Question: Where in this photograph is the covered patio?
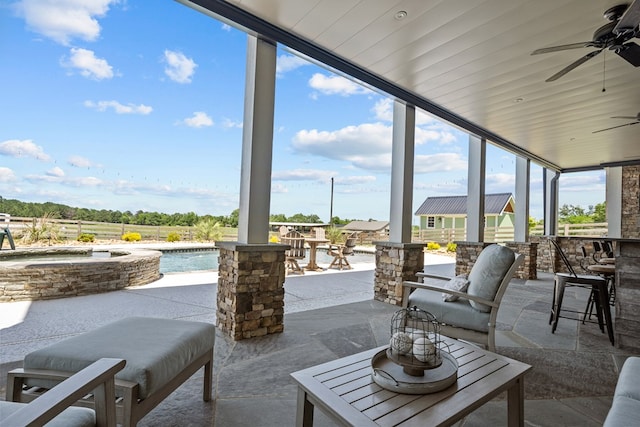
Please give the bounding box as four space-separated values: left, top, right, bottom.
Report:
0 261 629 426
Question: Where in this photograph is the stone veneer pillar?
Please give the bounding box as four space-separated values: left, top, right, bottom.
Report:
216 242 286 340
374 242 425 306
621 165 640 239
454 242 490 276
504 242 538 279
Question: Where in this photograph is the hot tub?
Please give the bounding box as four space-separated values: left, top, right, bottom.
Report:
0 247 161 302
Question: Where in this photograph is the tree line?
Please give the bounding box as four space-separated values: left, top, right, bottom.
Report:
0 197 357 227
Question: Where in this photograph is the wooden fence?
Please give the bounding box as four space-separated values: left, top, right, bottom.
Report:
4 216 610 245
413 222 609 244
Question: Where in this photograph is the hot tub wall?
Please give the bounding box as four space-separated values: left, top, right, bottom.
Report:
0 249 161 302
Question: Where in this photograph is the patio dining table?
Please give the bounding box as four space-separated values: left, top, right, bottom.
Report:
305 238 329 271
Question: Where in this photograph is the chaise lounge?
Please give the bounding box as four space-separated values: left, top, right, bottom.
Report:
6 317 215 427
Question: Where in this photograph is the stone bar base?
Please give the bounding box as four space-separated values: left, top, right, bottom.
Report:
455 241 536 280
615 240 640 351
374 242 425 306
216 242 286 340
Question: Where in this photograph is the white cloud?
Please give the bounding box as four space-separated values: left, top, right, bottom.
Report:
84 100 152 114
62 48 114 80
373 99 456 144
486 173 515 190
68 155 95 168
293 123 391 171
46 166 65 177
15 0 117 45
414 153 467 173
163 50 197 83
221 118 242 129
276 54 309 76
271 183 289 193
0 139 51 161
182 112 213 128
221 23 231 31
272 169 336 182
25 173 103 187
0 167 16 182
309 73 371 96
334 175 376 185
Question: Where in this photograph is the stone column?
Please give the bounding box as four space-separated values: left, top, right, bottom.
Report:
504 241 538 279
454 241 489 275
216 242 286 340
374 242 425 306
621 165 640 239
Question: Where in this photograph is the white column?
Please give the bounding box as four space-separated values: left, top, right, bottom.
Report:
606 166 623 238
514 156 530 242
543 168 559 236
238 35 277 244
389 101 416 243
467 135 486 242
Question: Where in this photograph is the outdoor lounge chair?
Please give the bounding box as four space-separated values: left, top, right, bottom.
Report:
281 230 306 275
0 213 15 250
2 358 125 427
402 244 523 352
328 232 358 270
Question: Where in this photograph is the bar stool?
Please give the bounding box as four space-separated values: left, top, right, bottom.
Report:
548 239 614 345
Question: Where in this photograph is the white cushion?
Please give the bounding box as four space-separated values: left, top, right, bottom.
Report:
442 274 469 302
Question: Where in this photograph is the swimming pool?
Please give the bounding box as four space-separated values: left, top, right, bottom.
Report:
159 248 374 273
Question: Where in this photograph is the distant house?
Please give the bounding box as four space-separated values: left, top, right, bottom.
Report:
342 220 390 241
414 193 515 232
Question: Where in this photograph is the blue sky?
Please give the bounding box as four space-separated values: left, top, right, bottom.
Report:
0 0 605 223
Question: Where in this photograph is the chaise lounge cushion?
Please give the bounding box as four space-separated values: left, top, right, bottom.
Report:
466 244 515 312
24 317 215 400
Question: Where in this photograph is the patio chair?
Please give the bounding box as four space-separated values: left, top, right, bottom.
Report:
328 232 358 270
402 244 523 352
0 212 15 250
313 227 326 240
2 358 125 427
282 230 306 275
548 238 614 345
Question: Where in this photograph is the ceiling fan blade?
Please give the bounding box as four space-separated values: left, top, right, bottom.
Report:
531 42 592 55
613 0 640 35
616 42 640 66
545 49 602 82
592 121 640 134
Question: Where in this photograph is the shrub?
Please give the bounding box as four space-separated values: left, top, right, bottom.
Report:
21 213 62 244
195 219 223 241
426 241 441 251
269 234 279 243
121 232 142 242
326 226 344 244
166 232 181 242
77 233 95 243
446 242 457 253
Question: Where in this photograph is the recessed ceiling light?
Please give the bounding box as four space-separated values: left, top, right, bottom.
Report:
513 97 525 103
394 11 407 20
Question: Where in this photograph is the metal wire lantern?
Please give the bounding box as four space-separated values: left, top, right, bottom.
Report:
387 306 444 376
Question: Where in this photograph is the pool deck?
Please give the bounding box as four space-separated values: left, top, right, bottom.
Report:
0 246 626 426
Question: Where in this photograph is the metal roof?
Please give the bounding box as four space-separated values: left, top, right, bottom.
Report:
343 220 390 232
415 193 514 216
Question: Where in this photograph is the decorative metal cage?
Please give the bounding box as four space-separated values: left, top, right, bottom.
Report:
387 306 445 376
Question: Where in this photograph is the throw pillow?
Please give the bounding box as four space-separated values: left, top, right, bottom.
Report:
442 274 469 302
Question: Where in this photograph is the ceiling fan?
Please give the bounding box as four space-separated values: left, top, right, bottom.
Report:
593 112 640 133
531 1 640 82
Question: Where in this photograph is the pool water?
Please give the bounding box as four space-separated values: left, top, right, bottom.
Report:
159 249 374 273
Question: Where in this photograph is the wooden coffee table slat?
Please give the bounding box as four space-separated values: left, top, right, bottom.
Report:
292 338 531 427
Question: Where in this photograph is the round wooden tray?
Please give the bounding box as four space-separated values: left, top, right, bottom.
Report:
371 348 458 394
